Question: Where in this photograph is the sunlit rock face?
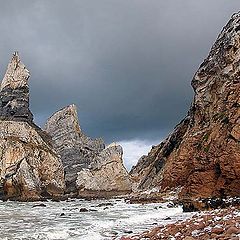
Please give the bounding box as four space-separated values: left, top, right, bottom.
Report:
131 13 240 199
44 104 105 193
77 143 132 197
0 52 65 201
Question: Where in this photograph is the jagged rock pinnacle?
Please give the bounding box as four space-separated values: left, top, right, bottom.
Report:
45 104 82 135
0 53 65 200
45 105 133 197
44 104 105 193
1 52 30 91
0 52 33 122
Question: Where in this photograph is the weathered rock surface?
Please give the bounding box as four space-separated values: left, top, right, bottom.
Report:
0 52 65 201
76 143 132 197
44 104 105 193
131 13 240 199
45 105 132 196
0 52 33 122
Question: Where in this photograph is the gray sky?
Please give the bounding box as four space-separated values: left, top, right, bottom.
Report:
0 1 240 168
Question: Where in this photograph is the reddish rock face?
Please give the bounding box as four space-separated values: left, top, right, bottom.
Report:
131 13 240 199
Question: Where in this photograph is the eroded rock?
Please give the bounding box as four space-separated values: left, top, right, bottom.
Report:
44 104 105 192
0 52 33 122
77 143 132 197
0 52 65 201
131 13 240 199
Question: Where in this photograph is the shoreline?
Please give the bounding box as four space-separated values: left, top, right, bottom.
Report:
1 193 240 239
120 206 240 240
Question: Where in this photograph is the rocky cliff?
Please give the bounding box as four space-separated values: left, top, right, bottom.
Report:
131 13 240 199
0 52 65 201
44 104 105 193
77 143 132 198
45 105 132 196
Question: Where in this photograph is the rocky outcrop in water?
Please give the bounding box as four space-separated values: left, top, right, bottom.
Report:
44 104 105 193
0 52 65 201
45 106 132 196
77 143 132 198
131 13 240 199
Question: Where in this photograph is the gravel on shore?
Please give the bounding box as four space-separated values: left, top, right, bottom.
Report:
120 206 240 240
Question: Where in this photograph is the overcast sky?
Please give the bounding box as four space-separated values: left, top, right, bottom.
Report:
0 1 239 169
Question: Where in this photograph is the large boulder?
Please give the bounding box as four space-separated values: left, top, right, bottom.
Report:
44 104 105 193
76 143 132 198
0 52 65 201
131 13 240 199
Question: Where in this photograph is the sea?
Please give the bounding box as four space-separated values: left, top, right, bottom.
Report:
0 198 192 240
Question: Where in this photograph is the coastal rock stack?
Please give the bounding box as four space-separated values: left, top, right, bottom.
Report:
45 106 132 196
44 104 105 193
131 13 240 199
77 143 132 198
0 52 65 201
0 53 132 200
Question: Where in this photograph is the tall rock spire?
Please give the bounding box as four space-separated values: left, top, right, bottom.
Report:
1 52 30 90
44 104 105 193
0 52 33 122
0 53 65 201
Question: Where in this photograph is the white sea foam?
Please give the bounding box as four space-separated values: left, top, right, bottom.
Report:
0 199 191 240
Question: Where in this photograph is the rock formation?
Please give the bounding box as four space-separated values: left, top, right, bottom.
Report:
0 53 33 122
131 13 240 199
76 143 132 197
45 105 132 196
0 52 65 201
44 104 105 193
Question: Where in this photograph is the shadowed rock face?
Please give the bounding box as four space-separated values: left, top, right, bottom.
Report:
0 52 33 122
0 52 65 201
45 106 133 196
131 13 240 199
44 104 105 193
76 143 132 197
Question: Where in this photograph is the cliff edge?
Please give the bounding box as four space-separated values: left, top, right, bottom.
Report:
131 13 240 199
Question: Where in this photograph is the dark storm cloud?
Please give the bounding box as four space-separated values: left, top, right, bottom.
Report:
0 0 239 142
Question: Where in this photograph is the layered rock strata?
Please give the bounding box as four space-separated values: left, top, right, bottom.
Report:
131 13 240 199
44 105 105 193
0 52 65 201
45 106 132 196
76 143 132 197
0 52 33 122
